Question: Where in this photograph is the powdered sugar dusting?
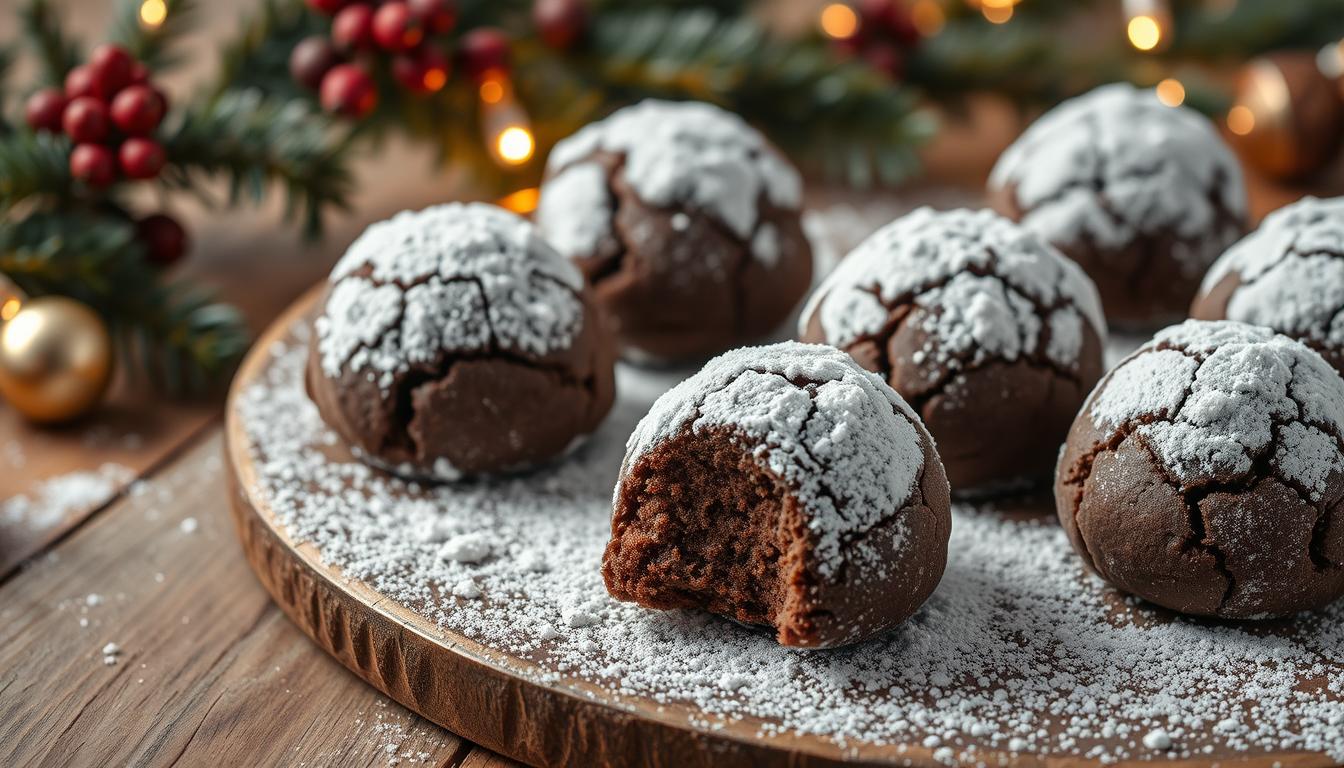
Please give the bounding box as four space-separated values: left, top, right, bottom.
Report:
621 342 927 579
991 83 1245 275
801 208 1105 370
317 203 585 387
1088 320 1344 498
1202 196 1344 346
236 322 1344 764
543 99 802 265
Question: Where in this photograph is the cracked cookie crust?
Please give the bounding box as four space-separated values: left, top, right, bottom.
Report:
602 342 951 648
1055 320 1344 619
1192 196 1344 375
799 207 1106 494
988 83 1247 330
535 100 813 363
307 203 617 480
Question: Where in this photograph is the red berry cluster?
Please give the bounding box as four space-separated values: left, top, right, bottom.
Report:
293 0 468 118
835 0 921 81
25 44 170 188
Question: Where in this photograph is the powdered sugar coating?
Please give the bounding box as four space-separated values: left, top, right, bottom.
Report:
541 99 803 265
800 208 1105 370
316 203 586 388
1201 196 1344 345
991 83 1246 276
621 342 927 579
1088 320 1344 500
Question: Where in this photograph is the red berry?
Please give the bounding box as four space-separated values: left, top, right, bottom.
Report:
129 61 150 85
90 44 135 95
331 4 377 52
136 214 190 268
290 35 343 90
862 42 904 80
305 0 348 14
62 97 110 143
70 143 116 187
25 89 67 132
110 85 165 136
372 3 424 53
320 64 378 118
533 0 587 50
393 46 450 94
64 65 107 100
119 138 166 180
458 27 511 82
408 0 455 35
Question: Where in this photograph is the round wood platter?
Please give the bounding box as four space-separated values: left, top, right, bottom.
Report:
226 287 1342 768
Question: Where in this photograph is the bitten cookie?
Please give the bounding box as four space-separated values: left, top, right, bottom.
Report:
989 83 1247 330
602 342 951 649
1192 196 1344 374
307 203 617 480
1055 320 1344 619
799 207 1106 494
535 99 813 363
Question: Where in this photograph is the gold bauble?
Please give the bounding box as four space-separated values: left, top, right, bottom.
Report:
1226 52 1344 180
0 296 113 423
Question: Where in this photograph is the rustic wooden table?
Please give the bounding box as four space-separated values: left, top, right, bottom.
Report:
0 1 1336 765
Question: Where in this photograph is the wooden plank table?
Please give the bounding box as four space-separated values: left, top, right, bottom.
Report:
2 0 1342 763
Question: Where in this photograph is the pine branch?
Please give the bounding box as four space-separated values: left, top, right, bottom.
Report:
0 131 72 212
1169 0 1344 59
0 211 249 395
160 89 353 238
907 19 1069 106
109 0 199 72
0 46 15 135
214 0 323 100
20 0 82 88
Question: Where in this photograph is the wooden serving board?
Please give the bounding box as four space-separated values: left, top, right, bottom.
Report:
225 288 1342 768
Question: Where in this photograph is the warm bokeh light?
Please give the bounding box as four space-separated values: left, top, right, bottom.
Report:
1127 15 1162 51
496 126 535 165
479 79 504 104
1227 105 1256 136
1 298 22 323
498 186 540 215
1155 78 1185 107
139 0 167 28
982 4 1013 23
422 67 448 93
819 3 859 40
911 0 946 37
980 0 1019 8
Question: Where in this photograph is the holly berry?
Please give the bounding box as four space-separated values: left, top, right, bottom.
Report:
118 138 166 180
129 61 150 85
62 97 110 144
306 0 348 14
320 64 378 117
89 44 135 94
458 27 511 82
372 2 424 53
408 0 455 35
136 214 190 268
110 85 165 136
332 4 377 51
393 46 450 94
64 65 107 100
533 0 587 50
25 89 67 133
290 35 343 90
70 143 116 187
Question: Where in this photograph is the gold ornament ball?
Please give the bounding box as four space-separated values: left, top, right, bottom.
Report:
1227 52 1344 180
0 296 114 423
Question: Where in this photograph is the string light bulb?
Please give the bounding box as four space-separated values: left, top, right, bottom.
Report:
497 186 540 215
819 3 860 40
1155 77 1185 107
910 0 946 36
1123 0 1171 53
477 71 535 168
139 0 167 29
1226 105 1256 136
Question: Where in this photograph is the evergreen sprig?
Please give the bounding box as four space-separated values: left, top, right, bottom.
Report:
20 0 82 88
110 0 199 72
0 131 72 211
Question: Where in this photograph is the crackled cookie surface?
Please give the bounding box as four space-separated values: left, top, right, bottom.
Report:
307 202 616 480
1056 320 1344 618
799 207 1106 493
989 83 1247 329
602 342 951 648
535 99 813 362
1192 196 1344 375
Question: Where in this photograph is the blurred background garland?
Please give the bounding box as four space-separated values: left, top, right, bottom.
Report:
0 0 1342 411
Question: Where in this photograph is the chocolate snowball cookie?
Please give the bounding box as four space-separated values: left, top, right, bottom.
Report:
307 203 617 480
602 342 951 649
799 207 1106 494
989 83 1248 330
1056 320 1344 619
1192 196 1344 375
535 99 813 363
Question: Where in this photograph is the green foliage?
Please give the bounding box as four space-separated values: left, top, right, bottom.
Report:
214 0 323 102
0 131 72 211
109 0 199 72
0 46 15 135
20 0 82 87
1169 0 1344 59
